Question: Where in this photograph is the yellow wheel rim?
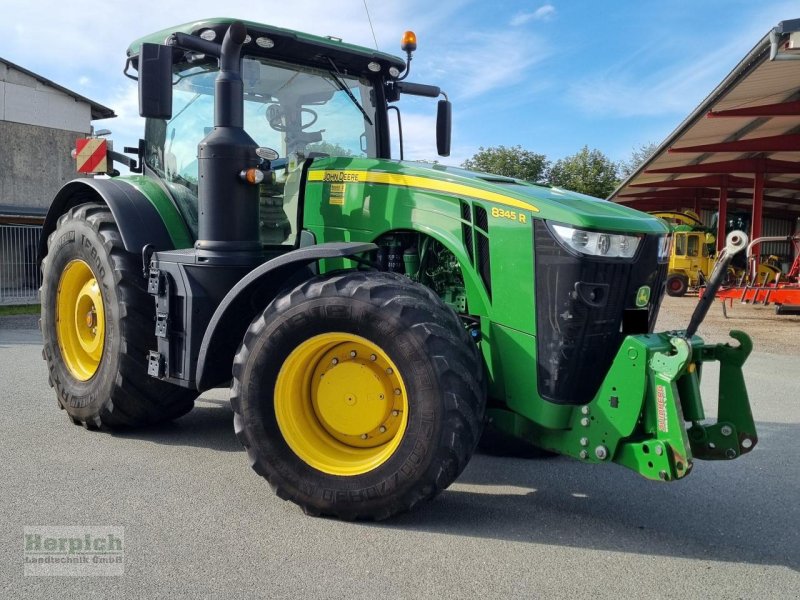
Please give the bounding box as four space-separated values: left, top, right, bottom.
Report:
56 259 105 381
275 333 409 476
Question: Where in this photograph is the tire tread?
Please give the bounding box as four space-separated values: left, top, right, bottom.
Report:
230 270 485 520
41 202 194 429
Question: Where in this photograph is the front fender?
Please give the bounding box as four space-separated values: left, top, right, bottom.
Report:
195 242 377 391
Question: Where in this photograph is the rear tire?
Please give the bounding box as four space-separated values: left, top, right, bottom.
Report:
40 203 195 429
666 274 689 297
231 271 486 520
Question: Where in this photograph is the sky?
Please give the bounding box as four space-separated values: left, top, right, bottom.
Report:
1 0 797 168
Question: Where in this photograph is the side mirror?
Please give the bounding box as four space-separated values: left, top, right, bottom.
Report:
436 99 451 157
138 43 173 119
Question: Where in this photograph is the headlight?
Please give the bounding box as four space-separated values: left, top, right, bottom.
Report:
549 223 642 258
657 234 672 261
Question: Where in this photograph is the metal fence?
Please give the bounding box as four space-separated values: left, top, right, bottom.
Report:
0 224 42 305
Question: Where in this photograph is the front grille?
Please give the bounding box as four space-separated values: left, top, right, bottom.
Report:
460 200 471 222
475 205 488 231
477 231 491 296
534 220 667 405
462 223 474 264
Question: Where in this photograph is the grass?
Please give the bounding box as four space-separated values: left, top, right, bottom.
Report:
0 304 40 316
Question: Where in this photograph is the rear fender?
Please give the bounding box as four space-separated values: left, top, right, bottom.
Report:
39 178 189 263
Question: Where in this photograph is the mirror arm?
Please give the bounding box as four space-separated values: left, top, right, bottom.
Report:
169 33 222 59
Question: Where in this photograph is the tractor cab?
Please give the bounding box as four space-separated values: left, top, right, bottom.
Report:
128 19 449 254
136 23 387 251
142 54 379 247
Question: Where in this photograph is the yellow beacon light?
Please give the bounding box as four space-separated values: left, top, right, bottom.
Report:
401 31 417 53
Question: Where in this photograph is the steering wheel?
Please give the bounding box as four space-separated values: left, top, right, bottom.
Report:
266 104 319 132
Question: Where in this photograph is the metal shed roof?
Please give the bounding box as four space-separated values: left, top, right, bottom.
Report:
610 18 800 222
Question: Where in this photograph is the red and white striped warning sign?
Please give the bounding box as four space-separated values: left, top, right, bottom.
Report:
75 138 108 174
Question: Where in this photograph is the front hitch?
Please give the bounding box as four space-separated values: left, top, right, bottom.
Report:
613 330 757 481
488 329 758 483
687 330 757 460
613 229 754 481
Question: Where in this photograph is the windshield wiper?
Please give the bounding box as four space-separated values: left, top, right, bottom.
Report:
170 93 202 123
326 57 373 126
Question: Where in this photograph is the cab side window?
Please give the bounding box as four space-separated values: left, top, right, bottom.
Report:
687 235 699 257
675 233 686 256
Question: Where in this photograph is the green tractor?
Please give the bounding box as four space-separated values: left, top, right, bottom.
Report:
39 19 757 520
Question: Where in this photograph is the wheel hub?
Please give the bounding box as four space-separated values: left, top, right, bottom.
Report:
56 259 105 381
274 333 408 476
312 346 402 445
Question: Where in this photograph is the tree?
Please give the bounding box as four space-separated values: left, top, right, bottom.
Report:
461 145 549 183
618 141 660 180
305 141 353 157
548 146 620 198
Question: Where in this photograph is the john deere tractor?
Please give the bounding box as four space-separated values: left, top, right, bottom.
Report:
39 19 757 520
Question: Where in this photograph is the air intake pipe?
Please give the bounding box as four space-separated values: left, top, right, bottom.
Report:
189 22 262 261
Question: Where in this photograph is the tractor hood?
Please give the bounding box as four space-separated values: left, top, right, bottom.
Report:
310 158 669 235
412 163 669 234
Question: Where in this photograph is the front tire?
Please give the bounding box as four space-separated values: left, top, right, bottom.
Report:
231 271 486 520
666 274 689 297
40 203 194 429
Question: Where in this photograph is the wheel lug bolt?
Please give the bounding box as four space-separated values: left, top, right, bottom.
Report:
394 388 401 396
331 358 339 365
386 368 393 375
350 351 357 358
370 354 377 361
392 410 399 417
361 434 368 440
379 426 387 433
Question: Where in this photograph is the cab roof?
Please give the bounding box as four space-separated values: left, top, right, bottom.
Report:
127 18 407 77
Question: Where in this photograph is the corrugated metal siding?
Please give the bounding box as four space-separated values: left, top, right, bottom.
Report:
699 210 794 259
761 217 794 258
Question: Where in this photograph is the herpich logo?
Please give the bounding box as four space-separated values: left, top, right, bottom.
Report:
23 526 124 576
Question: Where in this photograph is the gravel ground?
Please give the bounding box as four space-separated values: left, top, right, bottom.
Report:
656 294 800 354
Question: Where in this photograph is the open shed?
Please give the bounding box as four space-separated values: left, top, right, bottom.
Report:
610 18 800 263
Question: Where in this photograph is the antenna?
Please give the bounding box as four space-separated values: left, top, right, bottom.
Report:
363 0 379 50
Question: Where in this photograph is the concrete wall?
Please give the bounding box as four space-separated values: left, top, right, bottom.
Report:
0 121 84 212
0 62 95 214
0 62 92 133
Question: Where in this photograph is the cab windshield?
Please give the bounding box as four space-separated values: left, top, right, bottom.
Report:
144 55 378 241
